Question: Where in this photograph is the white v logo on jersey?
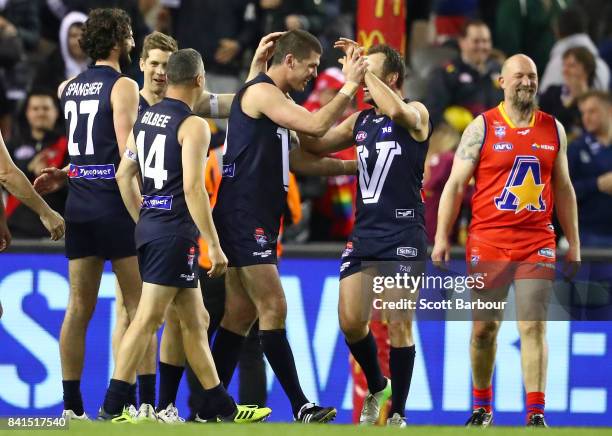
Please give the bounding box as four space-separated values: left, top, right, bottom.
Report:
358 141 402 204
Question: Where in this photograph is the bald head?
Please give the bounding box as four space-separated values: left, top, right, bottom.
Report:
501 54 538 79
499 54 538 114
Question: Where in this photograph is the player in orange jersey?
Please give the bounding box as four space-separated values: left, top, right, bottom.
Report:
432 54 580 428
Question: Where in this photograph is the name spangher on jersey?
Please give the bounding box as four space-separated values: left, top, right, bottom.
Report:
64 81 103 97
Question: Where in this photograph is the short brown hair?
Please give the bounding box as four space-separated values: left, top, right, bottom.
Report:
460 18 489 38
141 31 178 60
80 8 131 61
577 90 612 106
563 46 596 86
271 29 322 65
167 48 204 86
367 44 406 89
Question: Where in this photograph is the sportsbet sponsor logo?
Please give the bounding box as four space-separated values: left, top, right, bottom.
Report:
68 163 116 180
141 195 173 210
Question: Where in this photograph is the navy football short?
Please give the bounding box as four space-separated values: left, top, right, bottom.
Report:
65 211 136 260
138 235 199 288
339 226 427 280
214 210 278 267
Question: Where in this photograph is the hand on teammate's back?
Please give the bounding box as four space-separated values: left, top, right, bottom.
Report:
33 167 68 195
341 45 368 85
39 209 65 241
208 245 228 278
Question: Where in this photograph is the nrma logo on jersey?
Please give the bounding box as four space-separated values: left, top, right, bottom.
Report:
0 255 611 425
495 155 546 212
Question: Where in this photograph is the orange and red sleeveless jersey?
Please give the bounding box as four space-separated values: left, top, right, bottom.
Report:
469 103 559 249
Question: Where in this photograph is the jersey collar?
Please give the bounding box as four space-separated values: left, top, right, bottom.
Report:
498 102 536 128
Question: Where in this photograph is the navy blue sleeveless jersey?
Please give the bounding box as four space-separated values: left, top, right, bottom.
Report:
213 73 289 236
133 97 198 248
352 107 431 237
138 93 150 115
60 65 126 222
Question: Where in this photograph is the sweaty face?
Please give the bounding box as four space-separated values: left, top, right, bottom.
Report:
579 97 610 134
141 49 172 95
363 52 389 104
26 96 58 131
459 25 492 66
288 51 320 92
68 24 86 60
502 60 538 113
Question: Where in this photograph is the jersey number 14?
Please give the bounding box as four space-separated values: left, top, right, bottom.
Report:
136 131 168 189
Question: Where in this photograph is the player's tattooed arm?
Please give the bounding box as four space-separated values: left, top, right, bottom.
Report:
455 115 485 165
552 119 581 267
432 116 483 263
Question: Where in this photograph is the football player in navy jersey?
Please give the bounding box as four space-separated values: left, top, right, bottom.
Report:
31 8 148 421
102 48 271 424
210 29 366 423
300 40 431 427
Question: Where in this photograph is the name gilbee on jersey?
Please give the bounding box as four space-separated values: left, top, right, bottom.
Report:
140 111 172 128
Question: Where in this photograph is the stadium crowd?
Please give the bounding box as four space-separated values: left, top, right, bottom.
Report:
0 0 611 248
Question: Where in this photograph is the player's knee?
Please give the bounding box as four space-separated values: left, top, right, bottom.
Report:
223 304 257 334
257 297 287 328
471 322 499 348
339 314 368 341
65 299 96 325
518 321 546 339
388 320 414 347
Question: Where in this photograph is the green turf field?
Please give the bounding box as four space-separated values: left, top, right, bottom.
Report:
2 422 611 436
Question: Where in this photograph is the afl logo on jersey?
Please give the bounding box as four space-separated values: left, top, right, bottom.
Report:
356 131 368 142
254 227 268 247
493 142 513 151
494 125 506 138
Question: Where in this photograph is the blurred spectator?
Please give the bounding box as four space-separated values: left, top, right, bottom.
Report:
433 0 478 44
424 123 473 244
257 0 327 36
0 0 41 51
539 46 596 140
494 0 562 75
5 90 67 238
160 0 257 93
567 91 612 247
33 11 89 92
540 5 610 93
425 19 503 128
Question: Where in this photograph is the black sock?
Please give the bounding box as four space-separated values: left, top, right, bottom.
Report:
138 374 156 407
62 380 84 415
198 383 235 420
346 330 386 394
211 327 245 388
128 383 137 407
103 379 131 415
259 329 309 417
389 345 416 416
158 362 184 410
